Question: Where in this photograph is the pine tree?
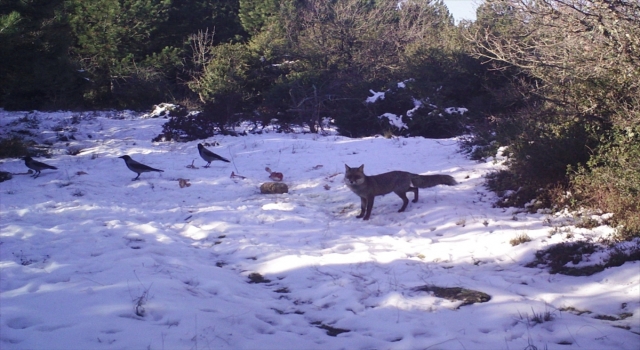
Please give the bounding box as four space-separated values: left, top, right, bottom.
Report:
66 0 174 107
239 0 277 35
0 0 83 109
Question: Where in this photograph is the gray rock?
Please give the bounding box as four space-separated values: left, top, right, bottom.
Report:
260 182 289 194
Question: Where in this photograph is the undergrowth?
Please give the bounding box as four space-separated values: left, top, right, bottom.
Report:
482 127 639 242
0 137 32 159
570 127 640 241
517 306 554 327
526 241 640 276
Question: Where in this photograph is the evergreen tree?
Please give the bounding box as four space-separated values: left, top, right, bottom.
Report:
239 0 277 35
158 0 246 48
189 0 479 135
66 0 176 108
66 0 247 108
0 0 83 110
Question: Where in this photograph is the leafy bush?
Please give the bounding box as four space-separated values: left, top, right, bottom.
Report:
468 0 639 239
0 137 31 159
152 110 214 142
337 85 412 137
184 0 481 138
0 1 86 110
527 241 640 276
503 112 592 182
526 241 598 275
571 127 640 240
0 135 51 159
333 98 384 138
486 170 541 209
405 105 468 139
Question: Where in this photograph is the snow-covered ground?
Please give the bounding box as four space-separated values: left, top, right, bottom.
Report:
0 110 638 350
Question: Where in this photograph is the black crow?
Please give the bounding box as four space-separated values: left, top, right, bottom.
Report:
197 143 230 168
23 156 57 178
118 155 163 181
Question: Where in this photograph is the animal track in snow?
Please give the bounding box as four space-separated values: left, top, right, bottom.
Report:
6 317 42 330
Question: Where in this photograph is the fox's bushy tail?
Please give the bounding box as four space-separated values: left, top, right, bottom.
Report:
410 174 457 188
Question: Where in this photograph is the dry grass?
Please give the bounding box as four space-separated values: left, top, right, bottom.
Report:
509 233 531 246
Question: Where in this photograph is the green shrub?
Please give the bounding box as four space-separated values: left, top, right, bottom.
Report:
571 127 640 240
0 137 31 159
526 241 598 275
332 98 384 138
152 110 215 142
405 105 468 139
527 241 640 276
486 170 543 209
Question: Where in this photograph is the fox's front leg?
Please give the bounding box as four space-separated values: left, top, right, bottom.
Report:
356 197 367 218
363 195 375 220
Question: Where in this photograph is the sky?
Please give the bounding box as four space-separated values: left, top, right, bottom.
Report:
443 0 481 22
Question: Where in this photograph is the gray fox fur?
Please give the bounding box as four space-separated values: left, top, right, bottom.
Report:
344 164 456 220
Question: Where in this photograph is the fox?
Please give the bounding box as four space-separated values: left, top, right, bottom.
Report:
344 164 456 220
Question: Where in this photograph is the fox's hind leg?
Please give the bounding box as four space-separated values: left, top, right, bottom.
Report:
409 187 419 203
395 191 410 212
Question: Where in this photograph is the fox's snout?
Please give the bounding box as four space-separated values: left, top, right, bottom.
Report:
344 176 364 186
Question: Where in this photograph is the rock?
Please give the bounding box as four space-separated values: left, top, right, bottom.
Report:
0 171 12 182
260 182 288 194
413 285 491 308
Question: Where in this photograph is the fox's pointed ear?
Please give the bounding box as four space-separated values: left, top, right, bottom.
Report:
345 164 350 171
358 164 364 171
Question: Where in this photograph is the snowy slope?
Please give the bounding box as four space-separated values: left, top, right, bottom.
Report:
0 110 638 350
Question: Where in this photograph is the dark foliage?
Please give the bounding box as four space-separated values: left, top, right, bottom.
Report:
152 109 213 142
0 137 31 159
414 285 491 307
0 0 86 110
468 0 639 239
526 241 640 276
